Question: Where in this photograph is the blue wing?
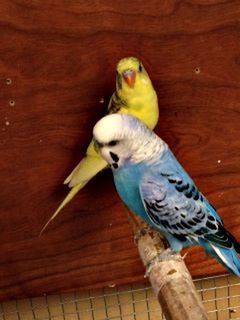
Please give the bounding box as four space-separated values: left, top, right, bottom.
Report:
139 149 240 275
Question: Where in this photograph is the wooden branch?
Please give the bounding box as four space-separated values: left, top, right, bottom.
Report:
128 212 208 320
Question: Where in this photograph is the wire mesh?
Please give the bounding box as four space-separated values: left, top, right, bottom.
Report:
0 274 239 320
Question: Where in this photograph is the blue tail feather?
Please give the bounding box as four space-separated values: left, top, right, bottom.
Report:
210 244 240 276
198 238 240 276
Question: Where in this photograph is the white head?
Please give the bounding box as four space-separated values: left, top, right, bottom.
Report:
93 114 163 170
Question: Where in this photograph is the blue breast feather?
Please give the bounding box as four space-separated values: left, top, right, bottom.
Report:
113 162 153 224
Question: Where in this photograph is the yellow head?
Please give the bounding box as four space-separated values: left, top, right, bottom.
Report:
116 57 153 94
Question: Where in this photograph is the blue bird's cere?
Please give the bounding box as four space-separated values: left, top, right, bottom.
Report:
93 114 240 276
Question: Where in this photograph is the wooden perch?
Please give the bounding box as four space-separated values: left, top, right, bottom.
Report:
128 213 208 320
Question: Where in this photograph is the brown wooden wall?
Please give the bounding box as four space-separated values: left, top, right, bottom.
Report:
0 0 240 301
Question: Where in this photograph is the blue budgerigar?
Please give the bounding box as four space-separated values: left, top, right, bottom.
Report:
93 114 240 276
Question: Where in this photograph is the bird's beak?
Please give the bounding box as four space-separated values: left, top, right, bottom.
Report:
122 69 136 88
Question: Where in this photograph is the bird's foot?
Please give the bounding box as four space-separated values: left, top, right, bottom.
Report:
145 248 180 276
134 226 152 244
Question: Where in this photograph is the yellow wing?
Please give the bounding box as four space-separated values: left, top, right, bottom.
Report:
64 140 107 187
41 57 159 234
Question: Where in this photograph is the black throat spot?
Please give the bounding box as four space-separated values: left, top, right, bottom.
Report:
109 151 119 162
112 163 118 169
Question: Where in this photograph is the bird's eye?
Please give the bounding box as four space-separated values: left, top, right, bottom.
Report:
139 64 142 72
108 140 119 147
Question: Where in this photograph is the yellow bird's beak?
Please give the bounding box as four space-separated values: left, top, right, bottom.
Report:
122 69 136 88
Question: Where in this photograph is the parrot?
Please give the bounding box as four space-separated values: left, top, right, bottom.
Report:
93 113 240 276
41 57 159 234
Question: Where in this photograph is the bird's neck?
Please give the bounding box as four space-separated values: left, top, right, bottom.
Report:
129 133 167 165
118 86 158 130
119 81 154 101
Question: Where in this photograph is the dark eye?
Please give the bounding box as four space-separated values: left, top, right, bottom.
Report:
139 64 142 72
108 140 119 146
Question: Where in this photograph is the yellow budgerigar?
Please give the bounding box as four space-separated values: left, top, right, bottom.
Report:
41 57 159 234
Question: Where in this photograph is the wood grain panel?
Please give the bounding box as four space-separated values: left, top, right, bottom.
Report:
0 0 239 300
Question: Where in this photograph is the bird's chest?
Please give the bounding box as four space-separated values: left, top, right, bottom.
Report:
120 93 158 129
112 163 150 221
